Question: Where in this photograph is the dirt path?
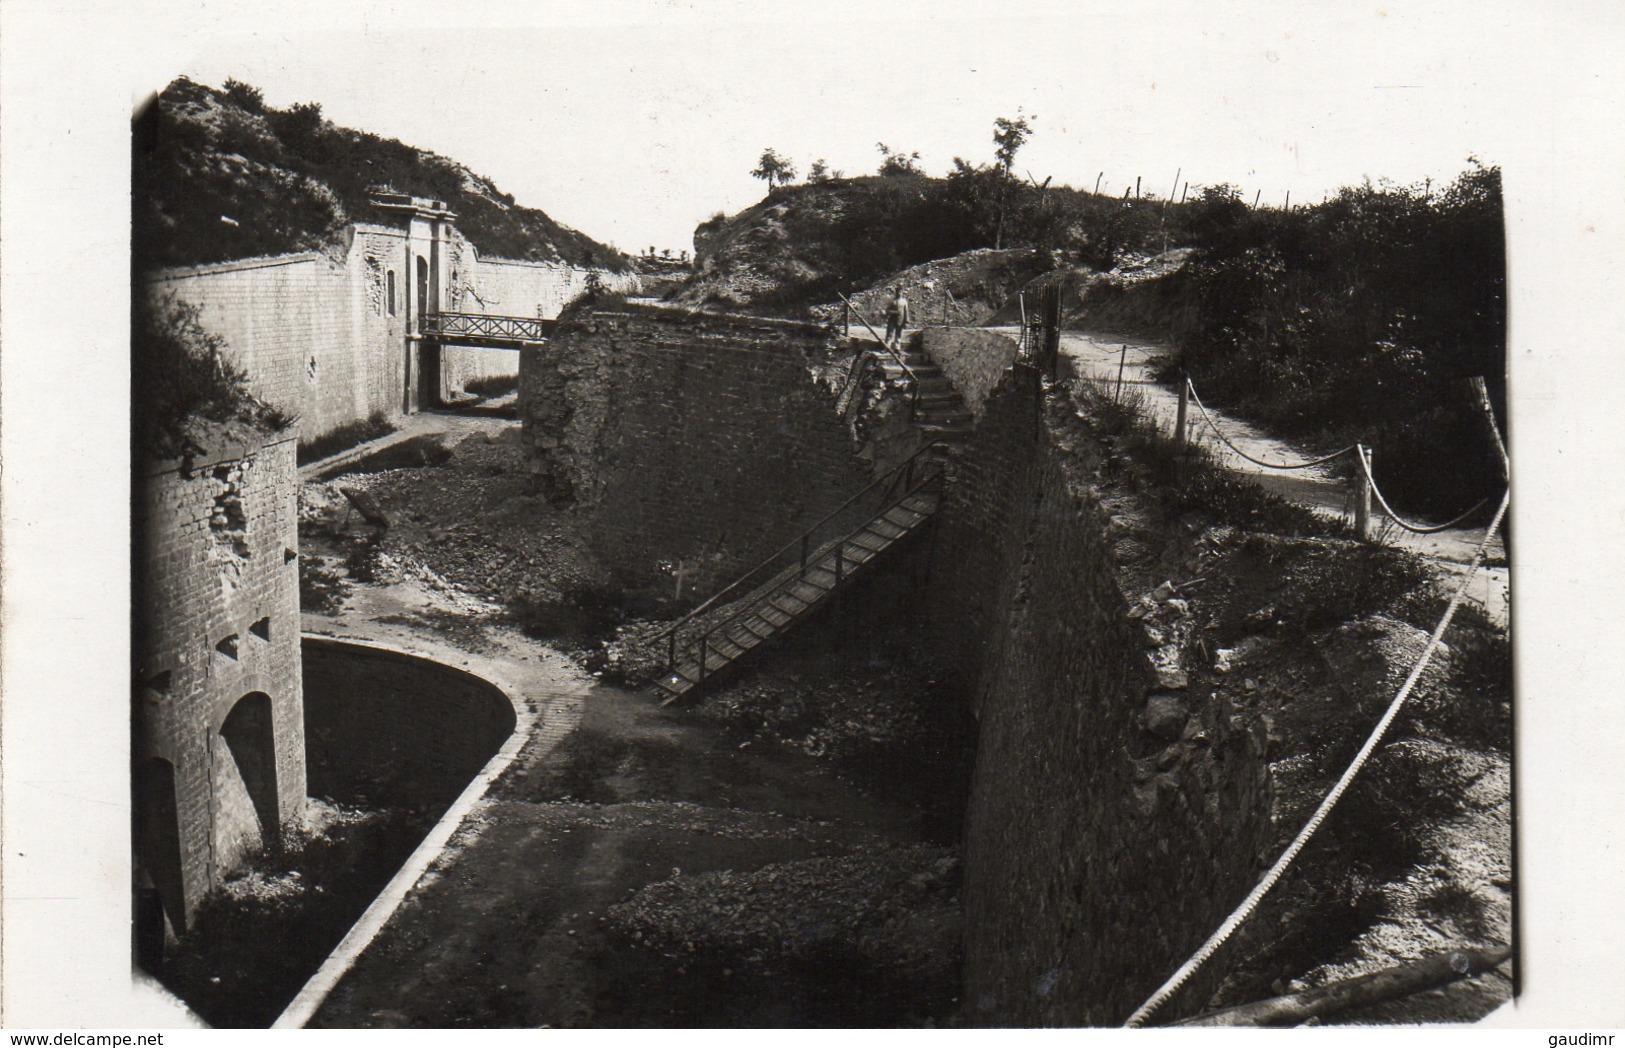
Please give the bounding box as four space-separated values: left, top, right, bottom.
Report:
1050 330 1509 626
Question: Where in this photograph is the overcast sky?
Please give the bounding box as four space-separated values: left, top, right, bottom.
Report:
165 1 1541 255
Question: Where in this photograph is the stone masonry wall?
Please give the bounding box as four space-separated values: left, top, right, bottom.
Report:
519 304 874 597
135 432 306 931
148 252 382 441
301 639 517 809
146 222 625 438
918 327 1019 421
931 374 1272 1025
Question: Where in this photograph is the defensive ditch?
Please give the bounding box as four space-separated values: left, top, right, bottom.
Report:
147 637 517 1028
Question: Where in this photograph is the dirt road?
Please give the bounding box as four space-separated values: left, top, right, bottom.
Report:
1051 331 1509 626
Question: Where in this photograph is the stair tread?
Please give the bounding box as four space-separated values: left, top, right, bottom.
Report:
651 488 945 705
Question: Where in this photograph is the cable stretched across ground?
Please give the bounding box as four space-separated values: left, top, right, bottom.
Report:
1185 379 1360 471
1123 488 1511 1028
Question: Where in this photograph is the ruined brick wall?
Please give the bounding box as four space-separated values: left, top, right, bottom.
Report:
134 432 306 931
519 304 874 597
932 375 1272 1025
918 327 1019 420
300 639 516 809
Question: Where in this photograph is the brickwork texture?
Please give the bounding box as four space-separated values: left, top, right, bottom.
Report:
135 433 307 930
930 370 1273 1025
519 304 876 597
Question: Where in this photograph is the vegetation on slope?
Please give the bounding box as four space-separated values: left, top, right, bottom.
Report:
134 294 292 460
133 77 628 272
678 169 1181 315
1141 164 1506 518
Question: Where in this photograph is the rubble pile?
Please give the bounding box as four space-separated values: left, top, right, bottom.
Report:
604 846 960 989
300 428 613 624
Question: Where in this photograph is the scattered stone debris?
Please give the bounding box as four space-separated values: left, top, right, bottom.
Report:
605 845 960 1002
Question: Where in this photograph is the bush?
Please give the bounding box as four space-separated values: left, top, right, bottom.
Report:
463 374 518 398
298 554 350 612
133 293 292 459
1158 163 1506 518
221 78 264 113
296 411 396 465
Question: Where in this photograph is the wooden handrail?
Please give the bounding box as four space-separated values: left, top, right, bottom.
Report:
648 442 941 646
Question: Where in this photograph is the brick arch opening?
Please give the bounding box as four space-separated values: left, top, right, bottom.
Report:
134 755 184 960
218 691 280 853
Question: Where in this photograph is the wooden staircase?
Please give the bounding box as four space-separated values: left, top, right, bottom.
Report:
649 476 940 706
647 323 978 707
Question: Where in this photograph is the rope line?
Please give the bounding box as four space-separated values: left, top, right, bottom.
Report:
1122 489 1510 1028
1186 377 1497 534
1185 379 1358 471
1358 445 1495 534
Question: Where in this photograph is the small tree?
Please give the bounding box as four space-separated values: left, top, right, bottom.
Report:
270 100 326 160
992 113 1033 249
221 78 265 113
808 158 831 183
876 142 923 177
751 148 796 190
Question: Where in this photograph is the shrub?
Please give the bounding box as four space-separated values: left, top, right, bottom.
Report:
296 411 396 466
221 78 264 113
1158 163 1506 518
463 374 518 398
133 294 292 459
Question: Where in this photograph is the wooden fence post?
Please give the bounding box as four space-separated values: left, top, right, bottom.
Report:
1175 376 1189 447
1116 344 1129 402
1354 444 1373 541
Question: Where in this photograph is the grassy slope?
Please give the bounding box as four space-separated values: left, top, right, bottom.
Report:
675 173 1178 316
133 78 628 272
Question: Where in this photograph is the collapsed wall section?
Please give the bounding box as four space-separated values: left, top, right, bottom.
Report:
519 304 873 598
134 431 307 932
918 327 1019 421
930 369 1271 1025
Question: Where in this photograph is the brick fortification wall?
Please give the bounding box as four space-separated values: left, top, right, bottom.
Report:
931 369 1272 1025
147 250 381 440
301 639 516 809
519 304 874 597
135 432 306 932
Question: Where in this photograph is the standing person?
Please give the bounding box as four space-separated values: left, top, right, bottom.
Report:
884 285 910 348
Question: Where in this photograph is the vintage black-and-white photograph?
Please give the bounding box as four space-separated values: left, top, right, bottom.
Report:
5 0 1625 1035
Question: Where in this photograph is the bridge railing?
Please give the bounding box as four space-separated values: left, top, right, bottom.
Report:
421 311 556 344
